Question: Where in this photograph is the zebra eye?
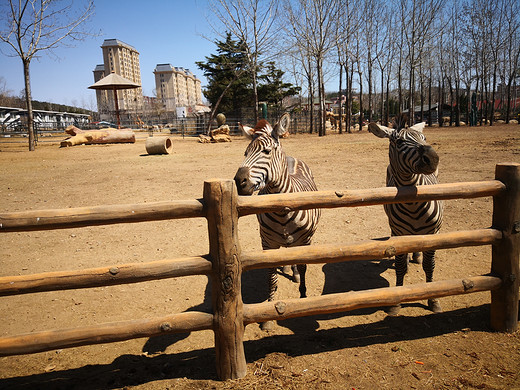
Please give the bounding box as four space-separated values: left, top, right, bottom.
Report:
263 148 271 155
395 139 403 147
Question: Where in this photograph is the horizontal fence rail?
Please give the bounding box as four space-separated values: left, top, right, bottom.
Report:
0 229 501 297
237 180 506 216
0 256 212 296
241 228 503 270
0 181 505 232
0 311 214 357
243 275 503 325
0 199 205 232
0 163 518 381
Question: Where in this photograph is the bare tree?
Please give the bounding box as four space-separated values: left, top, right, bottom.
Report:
398 0 445 124
206 0 280 121
286 0 340 136
0 0 95 150
336 0 361 132
499 0 520 122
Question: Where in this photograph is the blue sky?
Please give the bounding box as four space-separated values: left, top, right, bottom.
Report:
0 1 216 108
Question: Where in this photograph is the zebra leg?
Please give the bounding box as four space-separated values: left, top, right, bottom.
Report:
386 253 408 316
411 252 422 264
260 267 278 331
297 264 307 298
423 250 442 313
281 265 300 283
292 265 300 283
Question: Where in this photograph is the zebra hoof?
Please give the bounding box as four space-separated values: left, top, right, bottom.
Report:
428 299 443 313
260 320 276 331
386 304 401 316
411 252 422 264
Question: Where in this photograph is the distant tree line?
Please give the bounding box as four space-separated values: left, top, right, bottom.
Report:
205 0 519 136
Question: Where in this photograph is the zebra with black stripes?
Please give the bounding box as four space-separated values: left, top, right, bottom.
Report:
368 114 444 315
234 113 320 330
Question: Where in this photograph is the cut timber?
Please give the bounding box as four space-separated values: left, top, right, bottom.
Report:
145 137 173 155
60 125 135 147
198 125 231 143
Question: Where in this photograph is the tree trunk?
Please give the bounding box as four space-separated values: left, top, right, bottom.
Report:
358 65 363 129
345 60 351 132
252 65 259 122
348 61 355 132
317 56 326 137
368 59 373 123
23 59 35 151
490 65 498 126
338 62 343 134
438 78 442 126
428 69 432 127
419 67 424 123
455 80 460 126
308 68 314 134
505 77 513 123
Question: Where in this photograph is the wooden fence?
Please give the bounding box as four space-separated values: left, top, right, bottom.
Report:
0 163 518 380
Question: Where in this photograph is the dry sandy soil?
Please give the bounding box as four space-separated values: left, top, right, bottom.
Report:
0 124 519 390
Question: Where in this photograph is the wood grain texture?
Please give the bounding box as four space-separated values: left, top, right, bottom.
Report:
491 163 520 332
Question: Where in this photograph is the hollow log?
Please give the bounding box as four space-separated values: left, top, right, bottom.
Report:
60 125 135 147
145 136 173 154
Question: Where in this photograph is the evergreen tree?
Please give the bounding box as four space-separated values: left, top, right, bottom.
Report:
258 62 301 108
196 33 252 115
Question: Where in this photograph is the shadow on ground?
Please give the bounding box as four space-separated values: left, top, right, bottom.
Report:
0 304 491 390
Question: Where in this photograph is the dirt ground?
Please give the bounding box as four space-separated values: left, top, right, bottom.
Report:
0 123 519 390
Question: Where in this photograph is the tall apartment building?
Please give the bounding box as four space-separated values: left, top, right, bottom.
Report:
92 39 143 115
154 64 203 115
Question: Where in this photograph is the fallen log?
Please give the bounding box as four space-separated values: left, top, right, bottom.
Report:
60 125 135 147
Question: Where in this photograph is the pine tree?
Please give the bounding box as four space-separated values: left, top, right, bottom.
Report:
258 62 301 108
196 33 252 115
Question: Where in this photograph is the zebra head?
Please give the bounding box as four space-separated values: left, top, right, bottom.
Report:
368 117 439 178
234 113 290 195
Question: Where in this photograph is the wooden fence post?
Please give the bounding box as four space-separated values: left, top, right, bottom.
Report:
204 179 247 379
491 163 520 332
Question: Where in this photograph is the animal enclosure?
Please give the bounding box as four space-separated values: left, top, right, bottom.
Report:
0 162 518 380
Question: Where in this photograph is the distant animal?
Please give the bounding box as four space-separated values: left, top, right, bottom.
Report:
368 114 444 315
234 113 321 330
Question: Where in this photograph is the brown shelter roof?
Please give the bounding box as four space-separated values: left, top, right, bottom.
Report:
88 72 140 90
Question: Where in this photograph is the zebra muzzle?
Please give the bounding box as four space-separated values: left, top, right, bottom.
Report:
234 167 254 195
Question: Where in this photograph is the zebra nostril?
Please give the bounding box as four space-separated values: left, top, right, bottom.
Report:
422 155 431 165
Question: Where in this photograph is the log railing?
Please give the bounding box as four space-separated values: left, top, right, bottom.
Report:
0 163 518 380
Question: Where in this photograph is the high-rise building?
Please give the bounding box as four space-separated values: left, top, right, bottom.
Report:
92 39 143 115
154 64 203 115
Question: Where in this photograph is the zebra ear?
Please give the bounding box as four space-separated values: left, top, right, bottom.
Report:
273 113 290 139
368 122 393 139
239 122 255 139
409 122 426 133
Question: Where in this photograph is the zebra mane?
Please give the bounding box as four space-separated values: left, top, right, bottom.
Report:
393 113 409 130
253 119 270 133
